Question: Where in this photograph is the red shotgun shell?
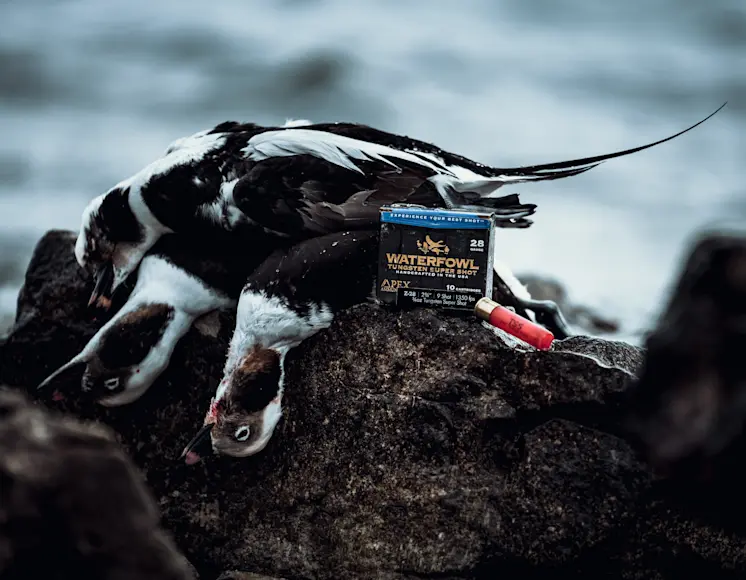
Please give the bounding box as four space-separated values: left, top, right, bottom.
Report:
474 297 554 350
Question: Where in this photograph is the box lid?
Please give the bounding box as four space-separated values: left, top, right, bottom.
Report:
380 205 494 230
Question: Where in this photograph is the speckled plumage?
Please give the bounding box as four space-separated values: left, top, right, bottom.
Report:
74 106 726 304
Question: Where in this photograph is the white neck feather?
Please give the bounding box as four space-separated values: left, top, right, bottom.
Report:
218 290 334 393
133 256 235 314
92 255 236 405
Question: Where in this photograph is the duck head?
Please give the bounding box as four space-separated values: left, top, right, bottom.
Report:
38 303 188 406
75 188 161 312
181 346 285 464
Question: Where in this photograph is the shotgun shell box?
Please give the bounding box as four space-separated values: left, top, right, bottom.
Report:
377 205 496 310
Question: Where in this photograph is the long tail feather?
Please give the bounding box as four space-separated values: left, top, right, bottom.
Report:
451 164 601 198
434 103 725 210
495 102 727 176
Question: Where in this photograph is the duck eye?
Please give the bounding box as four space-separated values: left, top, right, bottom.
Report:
104 377 120 390
234 426 251 441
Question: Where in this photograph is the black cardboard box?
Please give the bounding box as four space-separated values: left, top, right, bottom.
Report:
377 205 495 310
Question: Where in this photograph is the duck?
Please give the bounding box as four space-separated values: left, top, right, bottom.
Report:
74 105 726 311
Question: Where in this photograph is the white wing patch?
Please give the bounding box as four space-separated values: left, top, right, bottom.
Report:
242 128 555 203
243 129 456 176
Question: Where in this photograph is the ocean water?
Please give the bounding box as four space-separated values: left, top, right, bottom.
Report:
0 0 744 342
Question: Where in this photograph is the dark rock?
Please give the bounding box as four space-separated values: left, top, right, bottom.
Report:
1 229 745 579
626 230 746 469
0 386 196 580
216 573 286 580
623 230 746 531
496 419 647 564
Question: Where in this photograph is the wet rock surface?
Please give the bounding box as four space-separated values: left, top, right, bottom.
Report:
1 229 746 579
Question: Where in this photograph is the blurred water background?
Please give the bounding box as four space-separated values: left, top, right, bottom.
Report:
0 0 744 342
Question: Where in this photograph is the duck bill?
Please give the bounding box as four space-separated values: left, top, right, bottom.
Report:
88 262 115 311
180 422 215 465
37 356 88 401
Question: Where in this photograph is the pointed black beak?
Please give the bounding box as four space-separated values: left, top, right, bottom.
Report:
88 262 115 311
180 423 215 465
37 358 87 402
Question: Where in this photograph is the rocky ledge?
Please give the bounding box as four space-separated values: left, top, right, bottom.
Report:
2 230 746 579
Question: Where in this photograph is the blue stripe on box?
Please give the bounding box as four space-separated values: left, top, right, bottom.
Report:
380 208 491 230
